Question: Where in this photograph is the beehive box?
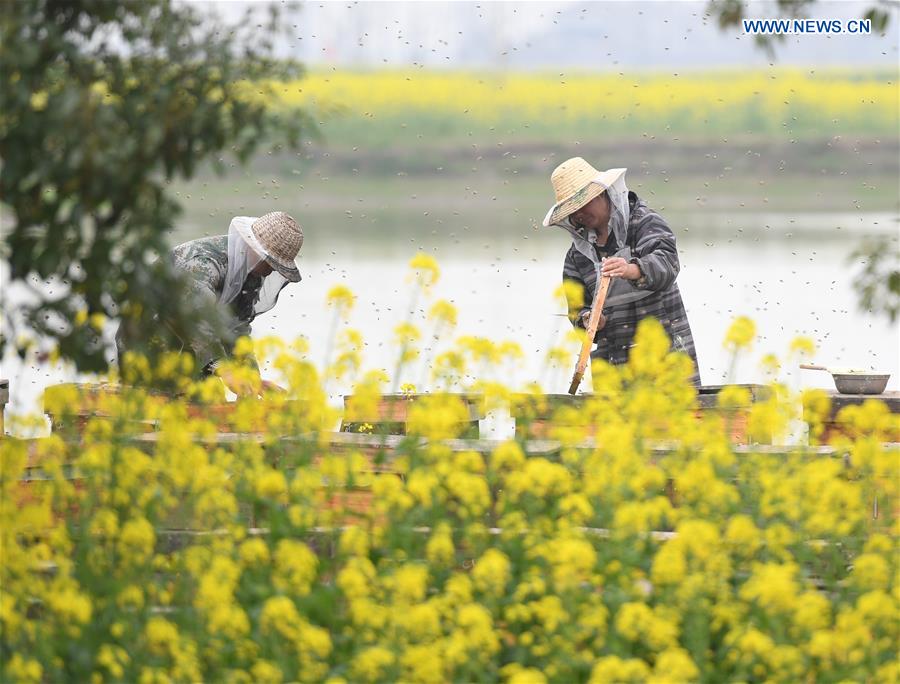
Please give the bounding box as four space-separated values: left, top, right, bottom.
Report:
805 391 900 443
43 382 309 435
341 393 485 438
511 385 772 444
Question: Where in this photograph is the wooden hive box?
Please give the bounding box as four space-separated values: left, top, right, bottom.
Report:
695 384 772 444
805 391 900 444
341 393 485 438
43 382 309 436
510 385 772 444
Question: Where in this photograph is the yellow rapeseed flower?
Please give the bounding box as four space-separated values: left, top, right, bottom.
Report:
407 252 440 288
273 540 318 595
255 469 288 502
650 648 700 683
792 591 832 633
326 285 355 316
458 335 500 364
554 279 585 313
391 563 429 604
724 514 762 557
788 335 816 358
144 616 180 656
350 646 395 682
472 548 511 596
117 517 155 567
239 538 270 567
507 667 548 684
759 353 781 376
406 393 472 440
400 643 445 682
724 316 757 351
589 656 650 684
338 526 370 557
425 522 456 567
5 654 43 683
428 299 458 327
850 553 890 591
250 660 284 684
336 557 376 600
97 644 129 680
739 562 800 614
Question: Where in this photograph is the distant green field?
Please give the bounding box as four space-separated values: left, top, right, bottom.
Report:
268 69 899 149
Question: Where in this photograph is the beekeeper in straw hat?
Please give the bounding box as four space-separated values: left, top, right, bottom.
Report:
543 157 700 385
118 211 304 395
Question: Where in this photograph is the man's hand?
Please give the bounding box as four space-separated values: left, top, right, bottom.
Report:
215 367 261 397
581 310 607 331
260 379 287 394
601 257 641 280
216 365 287 397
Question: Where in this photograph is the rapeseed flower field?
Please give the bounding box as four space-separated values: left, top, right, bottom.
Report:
2 256 898 683
266 69 898 145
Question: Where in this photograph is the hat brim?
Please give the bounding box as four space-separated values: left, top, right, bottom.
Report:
267 256 302 283
543 183 607 227
542 168 627 227
234 219 302 283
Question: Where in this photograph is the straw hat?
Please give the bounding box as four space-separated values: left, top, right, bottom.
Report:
543 157 626 226
236 211 303 282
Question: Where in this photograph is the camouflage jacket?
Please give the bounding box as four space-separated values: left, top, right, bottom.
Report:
171 235 263 372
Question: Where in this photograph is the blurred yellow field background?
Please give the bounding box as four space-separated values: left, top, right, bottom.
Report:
265 69 898 145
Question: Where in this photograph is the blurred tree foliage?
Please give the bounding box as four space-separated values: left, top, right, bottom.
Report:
709 0 899 323
0 0 312 371
851 238 900 324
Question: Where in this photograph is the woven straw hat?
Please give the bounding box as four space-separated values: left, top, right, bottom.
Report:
543 157 626 226
237 211 303 282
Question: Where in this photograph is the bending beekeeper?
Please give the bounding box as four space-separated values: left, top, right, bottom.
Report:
118 211 303 395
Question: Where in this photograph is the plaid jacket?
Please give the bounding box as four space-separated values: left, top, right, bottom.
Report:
563 192 700 385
